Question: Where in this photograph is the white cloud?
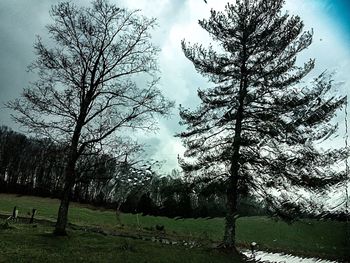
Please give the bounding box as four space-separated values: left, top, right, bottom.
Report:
149 121 186 172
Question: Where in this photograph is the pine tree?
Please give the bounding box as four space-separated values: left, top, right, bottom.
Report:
178 0 347 248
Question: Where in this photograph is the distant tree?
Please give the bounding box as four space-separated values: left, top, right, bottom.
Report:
103 152 158 219
73 152 117 203
162 196 179 217
7 0 173 235
137 193 155 215
178 0 347 249
178 191 193 218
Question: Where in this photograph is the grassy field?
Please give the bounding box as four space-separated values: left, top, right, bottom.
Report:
0 223 240 263
0 194 348 261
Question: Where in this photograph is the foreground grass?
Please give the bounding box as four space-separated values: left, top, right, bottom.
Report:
0 222 240 263
0 194 348 260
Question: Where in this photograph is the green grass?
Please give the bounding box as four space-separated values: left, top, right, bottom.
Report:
236 216 349 259
0 194 348 260
0 194 224 240
0 222 240 263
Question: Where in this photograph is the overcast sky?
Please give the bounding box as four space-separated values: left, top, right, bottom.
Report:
0 0 349 172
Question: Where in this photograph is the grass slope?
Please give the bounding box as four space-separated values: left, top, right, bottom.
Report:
0 194 348 261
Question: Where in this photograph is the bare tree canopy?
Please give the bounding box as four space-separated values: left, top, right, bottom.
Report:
8 0 172 150
178 0 347 248
7 0 173 235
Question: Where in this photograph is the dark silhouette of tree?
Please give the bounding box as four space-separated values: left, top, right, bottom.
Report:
103 154 156 216
137 193 155 215
7 0 173 235
178 0 347 249
0 126 67 195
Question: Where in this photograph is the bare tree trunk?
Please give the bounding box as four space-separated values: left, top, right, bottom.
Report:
54 161 76 235
53 113 85 235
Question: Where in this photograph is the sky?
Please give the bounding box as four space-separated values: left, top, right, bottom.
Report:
0 0 349 173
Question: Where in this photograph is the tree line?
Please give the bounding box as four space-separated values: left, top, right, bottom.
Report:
0 125 266 218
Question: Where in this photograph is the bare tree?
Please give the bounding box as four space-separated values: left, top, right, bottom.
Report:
7 0 173 235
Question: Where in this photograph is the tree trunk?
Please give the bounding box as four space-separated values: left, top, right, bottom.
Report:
53 109 86 235
224 88 246 248
115 202 122 224
224 42 248 248
224 176 239 248
53 159 76 235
